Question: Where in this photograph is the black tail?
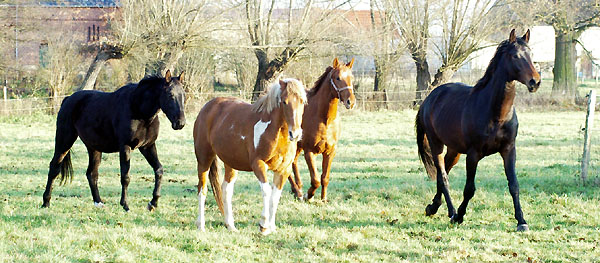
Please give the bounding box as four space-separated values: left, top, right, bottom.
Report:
59 150 73 185
416 109 436 180
208 159 224 215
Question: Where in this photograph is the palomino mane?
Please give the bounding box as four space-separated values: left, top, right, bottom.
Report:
252 78 307 113
471 38 527 92
307 66 333 97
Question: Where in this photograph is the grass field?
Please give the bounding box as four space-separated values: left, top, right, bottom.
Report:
1 109 599 262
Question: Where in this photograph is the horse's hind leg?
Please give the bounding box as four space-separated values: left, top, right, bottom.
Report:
195 155 213 231
118 145 132 212
451 151 481 224
85 147 104 207
139 143 163 211
42 121 78 208
426 149 459 216
427 141 456 218
222 165 238 231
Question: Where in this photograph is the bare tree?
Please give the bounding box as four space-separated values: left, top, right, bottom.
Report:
40 36 84 111
240 0 349 101
430 0 502 87
388 0 432 102
526 0 600 98
369 0 403 92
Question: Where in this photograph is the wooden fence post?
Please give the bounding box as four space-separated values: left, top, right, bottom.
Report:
581 90 596 181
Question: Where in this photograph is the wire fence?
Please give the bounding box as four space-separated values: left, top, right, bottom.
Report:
0 90 432 116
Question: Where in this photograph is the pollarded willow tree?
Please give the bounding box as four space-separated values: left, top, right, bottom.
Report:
530 0 600 98
81 0 219 90
240 0 349 101
387 0 508 103
369 0 404 92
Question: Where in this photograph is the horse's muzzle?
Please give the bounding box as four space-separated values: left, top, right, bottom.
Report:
527 78 541 92
172 120 185 130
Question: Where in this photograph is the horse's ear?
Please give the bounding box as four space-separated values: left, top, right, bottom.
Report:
279 79 286 89
333 57 340 68
346 58 355 68
522 29 530 43
165 69 172 83
178 71 185 82
509 29 516 43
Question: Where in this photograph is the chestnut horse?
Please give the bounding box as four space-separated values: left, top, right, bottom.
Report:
193 78 307 235
287 58 356 202
415 29 540 231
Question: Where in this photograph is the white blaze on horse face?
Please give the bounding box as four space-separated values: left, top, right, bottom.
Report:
222 177 237 231
195 190 207 231
253 120 271 149
259 182 272 229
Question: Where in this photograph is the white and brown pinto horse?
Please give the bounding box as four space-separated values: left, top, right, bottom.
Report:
288 58 356 202
193 78 307 235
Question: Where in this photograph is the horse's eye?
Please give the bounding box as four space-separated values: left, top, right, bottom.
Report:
336 77 340 81
283 101 287 105
513 54 519 59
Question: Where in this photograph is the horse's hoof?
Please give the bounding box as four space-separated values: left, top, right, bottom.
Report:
450 214 463 224
304 194 314 203
195 221 205 231
516 224 529 232
322 198 329 204
226 224 239 232
122 206 130 212
147 202 156 211
259 224 272 235
425 204 438 216
94 202 105 208
41 203 49 208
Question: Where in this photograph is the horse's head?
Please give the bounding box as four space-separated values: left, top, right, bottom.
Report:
279 79 307 142
330 58 356 109
504 29 541 92
159 70 186 130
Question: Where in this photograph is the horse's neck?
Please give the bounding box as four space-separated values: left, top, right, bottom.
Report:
130 85 160 120
478 67 516 123
315 79 339 123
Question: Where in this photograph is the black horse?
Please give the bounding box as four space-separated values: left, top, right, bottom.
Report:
415 29 540 231
42 70 186 211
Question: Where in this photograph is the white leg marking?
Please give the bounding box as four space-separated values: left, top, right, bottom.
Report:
259 182 272 230
222 177 237 231
94 202 104 208
195 190 207 231
268 185 283 231
253 120 271 149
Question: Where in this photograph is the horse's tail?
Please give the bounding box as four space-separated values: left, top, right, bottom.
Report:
59 151 73 185
208 159 225 215
416 109 436 180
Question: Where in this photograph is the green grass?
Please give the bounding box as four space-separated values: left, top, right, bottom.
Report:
1 110 599 262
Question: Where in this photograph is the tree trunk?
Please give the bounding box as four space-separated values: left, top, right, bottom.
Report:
430 66 456 89
80 44 123 91
414 58 431 104
252 49 271 101
373 58 388 92
552 30 579 100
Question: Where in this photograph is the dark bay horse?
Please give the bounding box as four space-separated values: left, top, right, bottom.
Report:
193 78 306 235
42 70 186 212
415 29 540 231
287 58 356 202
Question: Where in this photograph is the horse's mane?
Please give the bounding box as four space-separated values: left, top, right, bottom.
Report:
472 38 527 92
137 75 165 89
252 78 307 113
307 66 333 97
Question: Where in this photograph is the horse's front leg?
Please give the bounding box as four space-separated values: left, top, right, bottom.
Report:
251 160 272 234
501 145 528 231
139 144 163 211
303 151 319 202
119 145 132 212
451 151 481 224
288 147 304 200
268 171 290 233
320 147 336 202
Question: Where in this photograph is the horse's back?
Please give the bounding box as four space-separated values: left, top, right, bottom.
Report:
419 83 473 152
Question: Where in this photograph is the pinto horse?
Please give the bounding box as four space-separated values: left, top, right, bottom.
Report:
42 70 186 212
287 58 356 201
193 78 306 235
415 29 540 231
